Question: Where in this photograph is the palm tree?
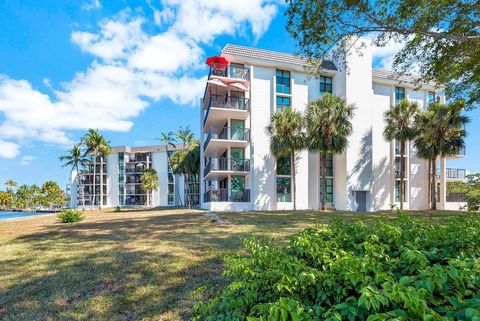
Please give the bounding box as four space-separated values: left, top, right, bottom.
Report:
176 126 196 208
0 191 11 209
82 129 112 210
30 184 41 210
266 107 305 210
305 93 355 210
384 99 419 210
414 101 468 210
5 180 17 208
170 139 200 208
60 144 89 210
140 169 159 207
157 132 182 206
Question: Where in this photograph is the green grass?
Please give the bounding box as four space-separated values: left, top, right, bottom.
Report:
0 209 467 320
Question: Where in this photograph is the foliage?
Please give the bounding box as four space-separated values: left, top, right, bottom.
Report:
57 209 84 223
467 173 480 190
140 169 159 207
447 181 469 193
194 213 480 320
41 181 66 209
414 101 469 210
266 108 305 210
286 0 480 108
305 93 354 210
466 190 480 211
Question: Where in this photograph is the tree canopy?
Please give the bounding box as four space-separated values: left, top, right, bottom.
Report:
286 0 480 108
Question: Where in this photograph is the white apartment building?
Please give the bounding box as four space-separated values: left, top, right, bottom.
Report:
70 145 199 209
200 39 467 212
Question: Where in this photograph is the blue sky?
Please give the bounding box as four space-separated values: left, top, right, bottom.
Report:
0 0 478 188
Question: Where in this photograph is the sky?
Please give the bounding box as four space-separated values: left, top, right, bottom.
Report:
0 0 478 188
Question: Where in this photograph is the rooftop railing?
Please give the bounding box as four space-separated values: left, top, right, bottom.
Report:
446 168 466 179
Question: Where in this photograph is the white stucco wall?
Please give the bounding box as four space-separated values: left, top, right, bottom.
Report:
106 154 118 208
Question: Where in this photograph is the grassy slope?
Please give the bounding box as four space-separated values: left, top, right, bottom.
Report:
0 209 464 321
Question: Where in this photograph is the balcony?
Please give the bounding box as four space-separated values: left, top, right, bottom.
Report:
204 189 250 203
203 127 250 157
204 158 250 179
446 168 466 180
203 95 250 130
210 65 250 81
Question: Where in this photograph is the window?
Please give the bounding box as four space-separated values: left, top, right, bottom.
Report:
276 69 291 94
276 177 291 202
395 156 407 178
276 155 292 202
320 153 334 204
320 76 333 94
276 96 291 110
395 180 406 203
395 87 405 105
428 91 436 105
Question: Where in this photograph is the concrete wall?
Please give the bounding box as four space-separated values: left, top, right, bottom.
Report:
106 154 118 208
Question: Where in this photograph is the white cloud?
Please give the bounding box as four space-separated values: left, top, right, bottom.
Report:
0 1 279 158
82 0 101 11
0 140 19 159
20 155 36 165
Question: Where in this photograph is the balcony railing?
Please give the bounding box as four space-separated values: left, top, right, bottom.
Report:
203 95 250 126
204 189 250 202
203 127 250 151
446 168 466 179
446 192 466 202
204 158 250 177
210 65 250 81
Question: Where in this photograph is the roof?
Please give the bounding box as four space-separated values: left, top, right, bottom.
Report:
221 44 337 71
372 68 437 87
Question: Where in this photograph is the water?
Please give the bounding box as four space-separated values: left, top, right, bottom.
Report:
0 211 54 220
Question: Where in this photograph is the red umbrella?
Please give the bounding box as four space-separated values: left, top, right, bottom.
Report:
206 56 229 68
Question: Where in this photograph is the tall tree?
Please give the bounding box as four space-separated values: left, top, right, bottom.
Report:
170 139 200 208
305 93 355 210
82 129 112 210
0 191 11 209
384 99 419 209
140 169 159 207
414 101 469 209
266 108 305 210
286 0 480 107
157 132 182 206
30 184 42 210
5 180 16 208
176 126 196 208
60 144 89 210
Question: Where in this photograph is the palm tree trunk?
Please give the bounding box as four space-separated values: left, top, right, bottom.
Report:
99 156 104 210
321 152 327 211
291 148 296 211
91 157 96 210
399 141 405 210
431 158 437 210
427 160 431 209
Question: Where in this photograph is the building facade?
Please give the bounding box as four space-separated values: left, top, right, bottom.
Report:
70 145 200 209
200 39 467 212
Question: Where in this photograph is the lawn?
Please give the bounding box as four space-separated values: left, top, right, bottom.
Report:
0 209 466 320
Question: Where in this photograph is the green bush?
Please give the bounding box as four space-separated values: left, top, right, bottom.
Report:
57 209 84 223
467 190 480 211
193 213 480 321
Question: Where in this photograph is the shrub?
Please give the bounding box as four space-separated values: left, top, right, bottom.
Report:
57 209 84 223
193 213 480 321
467 190 480 211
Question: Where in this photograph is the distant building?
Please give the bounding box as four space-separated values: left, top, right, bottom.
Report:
70 144 199 209
200 39 466 211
